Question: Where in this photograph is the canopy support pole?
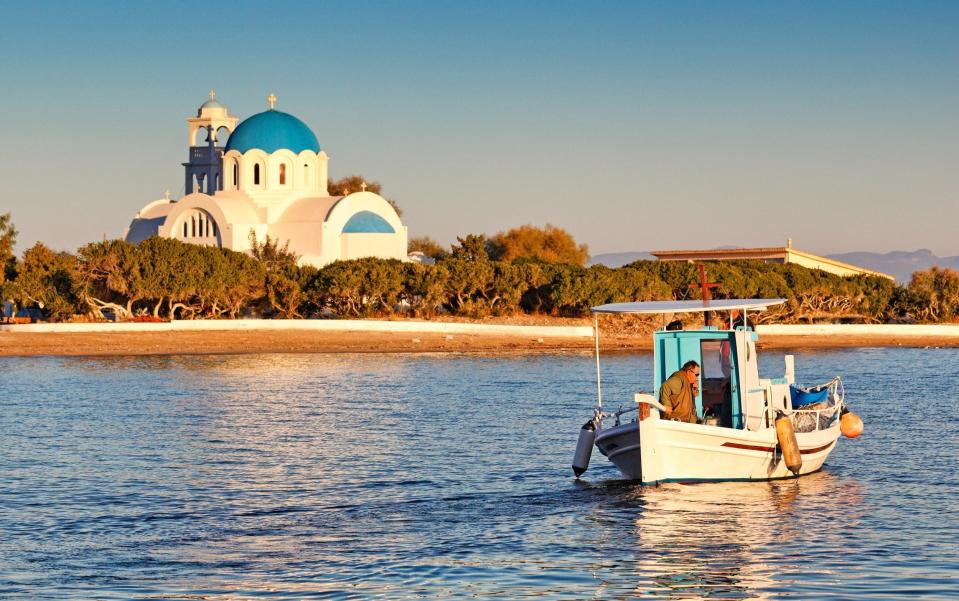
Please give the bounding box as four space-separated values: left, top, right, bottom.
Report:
594 314 603 409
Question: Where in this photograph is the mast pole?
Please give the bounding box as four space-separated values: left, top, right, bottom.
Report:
594 314 603 409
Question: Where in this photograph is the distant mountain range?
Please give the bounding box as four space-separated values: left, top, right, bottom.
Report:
828 250 959 283
589 249 959 283
586 251 655 267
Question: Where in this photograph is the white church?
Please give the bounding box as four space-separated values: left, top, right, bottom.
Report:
125 92 408 267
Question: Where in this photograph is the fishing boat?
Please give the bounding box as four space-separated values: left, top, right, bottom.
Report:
572 298 862 484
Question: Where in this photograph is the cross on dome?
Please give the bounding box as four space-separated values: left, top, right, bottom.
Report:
209 90 216 100
268 93 277 110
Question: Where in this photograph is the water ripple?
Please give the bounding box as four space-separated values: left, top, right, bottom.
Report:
0 349 956 599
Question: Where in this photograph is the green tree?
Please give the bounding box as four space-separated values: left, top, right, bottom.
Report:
408 236 449 260
899 267 959 322
211 248 266 318
11 243 80 321
403 262 449 317
75 239 145 320
137 236 198 318
309 258 404 316
486 262 524 314
488 224 589 266
442 257 494 315
0 212 17 287
449 234 490 262
249 231 299 273
249 231 304 318
311 260 366 315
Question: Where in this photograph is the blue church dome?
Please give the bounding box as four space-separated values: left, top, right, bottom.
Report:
224 110 320 154
342 211 396 233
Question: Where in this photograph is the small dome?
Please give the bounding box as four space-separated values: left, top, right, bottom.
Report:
200 99 224 110
342 211 396 233
224 110 320 154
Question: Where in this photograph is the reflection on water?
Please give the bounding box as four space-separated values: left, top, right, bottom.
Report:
624 475 864 599
0 348 957 599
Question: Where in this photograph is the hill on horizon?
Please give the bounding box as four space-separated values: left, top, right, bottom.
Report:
586 251 655 267
589 249 959 283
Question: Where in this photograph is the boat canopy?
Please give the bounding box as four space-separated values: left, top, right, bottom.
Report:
591 299 786 315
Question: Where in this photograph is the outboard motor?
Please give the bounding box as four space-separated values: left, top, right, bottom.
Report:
572 418 597 477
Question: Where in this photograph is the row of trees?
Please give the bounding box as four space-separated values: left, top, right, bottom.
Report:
1 213 954 324
408 224 589 265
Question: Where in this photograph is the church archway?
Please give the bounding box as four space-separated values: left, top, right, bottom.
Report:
191 125 213 147
174 208 221 247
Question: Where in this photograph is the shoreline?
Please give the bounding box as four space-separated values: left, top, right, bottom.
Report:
0 329 603 357
4 321 959 357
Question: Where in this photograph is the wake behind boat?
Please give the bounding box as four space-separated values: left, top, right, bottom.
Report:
572 298 863 484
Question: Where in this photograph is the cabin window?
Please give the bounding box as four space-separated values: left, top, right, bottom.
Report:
279 163 287 185
254 163 261 185
700 338 737 427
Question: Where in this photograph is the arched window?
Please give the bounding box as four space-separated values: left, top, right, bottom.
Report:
279 163 287 185
254 163 261 186
233 162 238 187
179 210 219 244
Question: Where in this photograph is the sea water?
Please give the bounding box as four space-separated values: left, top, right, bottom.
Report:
1 348 956 599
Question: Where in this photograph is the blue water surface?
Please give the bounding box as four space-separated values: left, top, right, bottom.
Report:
0 348 956 599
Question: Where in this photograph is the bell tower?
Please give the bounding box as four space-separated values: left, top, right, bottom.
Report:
182 91 239 195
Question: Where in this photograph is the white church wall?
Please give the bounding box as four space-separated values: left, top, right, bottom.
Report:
225 148 327 197
319 191 408 264
340 232 408 261
223 156 240 191
268 221 324 260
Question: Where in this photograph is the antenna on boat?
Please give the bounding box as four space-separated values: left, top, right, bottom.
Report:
594 314 602 409
688 264 721 326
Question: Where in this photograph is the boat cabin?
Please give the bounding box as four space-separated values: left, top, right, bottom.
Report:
654 328 751 428
593 299 793 431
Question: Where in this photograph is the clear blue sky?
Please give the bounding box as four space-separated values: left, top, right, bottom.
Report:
1 1 956 257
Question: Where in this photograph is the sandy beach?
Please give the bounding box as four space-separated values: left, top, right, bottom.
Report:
4 321 959 357
0 329 603 357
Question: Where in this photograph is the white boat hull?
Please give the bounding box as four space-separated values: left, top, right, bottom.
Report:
594 413 841 484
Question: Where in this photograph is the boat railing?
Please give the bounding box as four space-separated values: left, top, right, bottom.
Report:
790 377 844 433
602 404 638 427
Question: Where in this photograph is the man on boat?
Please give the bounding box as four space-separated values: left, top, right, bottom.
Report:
659 360 700 423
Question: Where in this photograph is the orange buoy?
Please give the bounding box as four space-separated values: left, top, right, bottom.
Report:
775 414 802 475
841 410 864 438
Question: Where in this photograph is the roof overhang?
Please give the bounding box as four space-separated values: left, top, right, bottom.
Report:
591 299 786 315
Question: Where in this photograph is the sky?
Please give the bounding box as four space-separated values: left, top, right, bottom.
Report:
1 1 957 258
